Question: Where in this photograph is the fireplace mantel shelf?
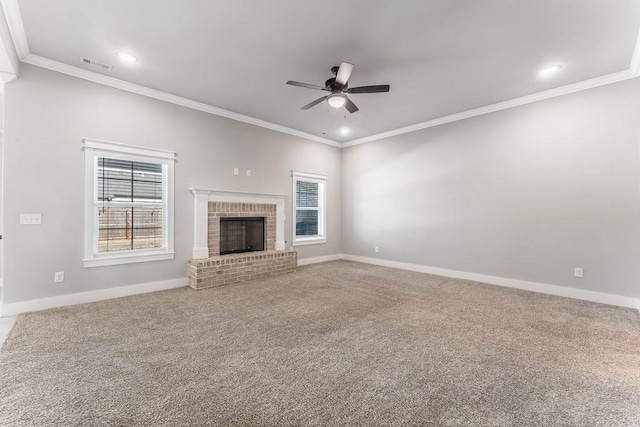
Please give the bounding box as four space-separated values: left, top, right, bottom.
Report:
189 188 288 199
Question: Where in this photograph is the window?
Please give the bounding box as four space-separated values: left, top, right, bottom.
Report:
83 139 175 267
292 171 326 246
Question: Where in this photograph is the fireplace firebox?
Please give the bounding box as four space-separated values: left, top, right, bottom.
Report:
220 217 265 255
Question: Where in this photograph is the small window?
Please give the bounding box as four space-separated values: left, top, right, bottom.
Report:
292 171 326 246
83 139 176 267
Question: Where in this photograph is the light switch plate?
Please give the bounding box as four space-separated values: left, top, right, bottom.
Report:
20 214 42 225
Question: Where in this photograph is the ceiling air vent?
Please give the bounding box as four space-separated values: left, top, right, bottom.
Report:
80 57 112 71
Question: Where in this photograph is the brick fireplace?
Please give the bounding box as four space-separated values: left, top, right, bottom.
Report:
188 189 296 290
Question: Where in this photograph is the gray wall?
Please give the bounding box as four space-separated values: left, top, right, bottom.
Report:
3 64 342 303
342 78 640 299
4 64 639 305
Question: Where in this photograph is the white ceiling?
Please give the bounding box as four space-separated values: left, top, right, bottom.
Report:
6 0 640 144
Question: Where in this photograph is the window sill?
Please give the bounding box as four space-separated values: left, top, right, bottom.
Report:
83 251 175 268
292 238 327 247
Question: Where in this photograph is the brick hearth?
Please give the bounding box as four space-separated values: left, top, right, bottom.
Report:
188 250 297 290
188 198 296 290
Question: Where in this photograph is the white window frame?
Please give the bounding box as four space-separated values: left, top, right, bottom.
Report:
82 138 176 268
291 170 327 246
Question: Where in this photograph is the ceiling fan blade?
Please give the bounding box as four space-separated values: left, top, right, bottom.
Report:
347 85 390 94
335 62 354 86
287 81 327 91
344 97 359 113
301 96 329 110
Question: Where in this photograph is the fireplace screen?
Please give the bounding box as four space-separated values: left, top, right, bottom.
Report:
220 217 265 255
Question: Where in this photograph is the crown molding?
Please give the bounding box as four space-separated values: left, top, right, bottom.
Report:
21 54 341 147
0 0 28 59
343 27 640 147
343 68 639 148
26 54 639 151
0 0 340 147
0 0 336 148
3 0 640 150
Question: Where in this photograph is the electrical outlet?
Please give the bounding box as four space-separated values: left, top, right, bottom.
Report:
20 213 42 225
375 246 379 253
54 271 64 283
574 268 583 278
233 168 239 176
246 170 251 176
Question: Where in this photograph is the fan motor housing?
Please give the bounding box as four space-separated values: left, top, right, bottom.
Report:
325 77 346 92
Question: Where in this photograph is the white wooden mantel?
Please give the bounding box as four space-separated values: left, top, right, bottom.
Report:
189 188 287 259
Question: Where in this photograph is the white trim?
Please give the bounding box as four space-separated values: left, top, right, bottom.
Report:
292 238 327 247
82 138 176 160
290 170 328 181
83 140 176 268
83 252 175 268
0 0 28 59
292 171 327 246
19 53 341 147
0 277 186 316
1 255 637 316
23 51 640 150
189 188 288 200
190 189 210 259
189 188 288 259
297 253 344 266
192 247 209 259
0 0 19 82
15 54 640 151
341 255 640 310
1 2 639 150
342 69 640 147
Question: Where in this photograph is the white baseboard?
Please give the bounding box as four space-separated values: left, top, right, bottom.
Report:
1 277 187 316
297 254 345 266
341 255 640 311
2 254 638 316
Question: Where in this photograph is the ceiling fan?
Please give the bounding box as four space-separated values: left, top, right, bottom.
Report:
286 62 390 113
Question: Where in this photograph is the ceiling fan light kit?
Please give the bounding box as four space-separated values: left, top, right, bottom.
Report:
287 62 390 113
327 94 346 108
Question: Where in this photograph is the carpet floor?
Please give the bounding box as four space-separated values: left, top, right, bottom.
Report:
0 260 639 426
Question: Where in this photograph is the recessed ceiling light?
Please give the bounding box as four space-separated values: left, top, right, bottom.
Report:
340 128 349 136
116 51 138 63
539 64 562 78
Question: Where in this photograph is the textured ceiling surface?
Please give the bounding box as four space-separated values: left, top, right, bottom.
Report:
15 0 640 142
